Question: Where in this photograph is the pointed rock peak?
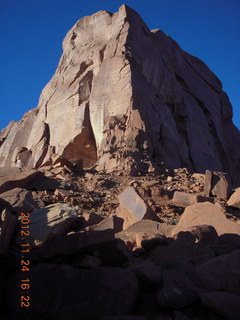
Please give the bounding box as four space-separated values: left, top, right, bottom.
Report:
118 4 135 15
115 4 151 39
117 4 148 26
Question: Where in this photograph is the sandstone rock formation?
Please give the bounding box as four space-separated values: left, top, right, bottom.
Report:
227 187 240 208
18 203 80 247
0 187 44 213
0 169 43 194
0 5 240 184
172 191 213 207
204 170 232 199
116 186 155 229
1 5 240 320
171 202 240 237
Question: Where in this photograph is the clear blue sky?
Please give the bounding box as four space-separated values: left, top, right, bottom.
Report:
0 0 239 130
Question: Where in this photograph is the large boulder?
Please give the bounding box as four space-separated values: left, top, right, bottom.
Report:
17 203 80 247
116 220 172 248
93 215 124 233
0 187 44 213
128 260 162 288
172 202 240 237
116 187 155 229
0 5 239 182
157 268 220 309
0 169 43 194
151 231 215 269
174 225 219 245
172 191 213 207
199 291 240 320
28 229 113 260
204 170 232 199
196 250 240 296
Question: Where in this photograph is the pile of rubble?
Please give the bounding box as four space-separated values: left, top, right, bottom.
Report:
0 158 240 319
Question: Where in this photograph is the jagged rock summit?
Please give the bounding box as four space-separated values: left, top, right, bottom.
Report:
1 5 240 182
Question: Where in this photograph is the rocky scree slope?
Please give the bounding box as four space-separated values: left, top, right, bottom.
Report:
1 164 240 319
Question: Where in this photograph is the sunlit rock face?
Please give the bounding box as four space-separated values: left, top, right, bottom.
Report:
0 5 239 182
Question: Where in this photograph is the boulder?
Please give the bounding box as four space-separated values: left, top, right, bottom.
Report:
204 170 232 199
211 172 232 199
116 220 173 248
121 220 172 236
50 153 78 173
172 202 240 237
81 211 104 226
175 225 219 245
0 209 17 254
8 264 138 320
74 254 102 269
0 187 44 213
196 250 240 296
95 239 132 267
17 203 80 247
218 233 240 252
116 187 155 229
199 291 240 320
29 229 116 260
151 231 215 268
93 215 124 233
172 191 213 207
128 261 162 288
157 268 220 309
0 169 43 194
227 187 240 209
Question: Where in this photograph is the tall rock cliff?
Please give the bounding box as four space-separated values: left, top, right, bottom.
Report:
0 5 240 182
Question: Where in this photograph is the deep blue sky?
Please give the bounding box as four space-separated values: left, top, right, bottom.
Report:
0 0 239 130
